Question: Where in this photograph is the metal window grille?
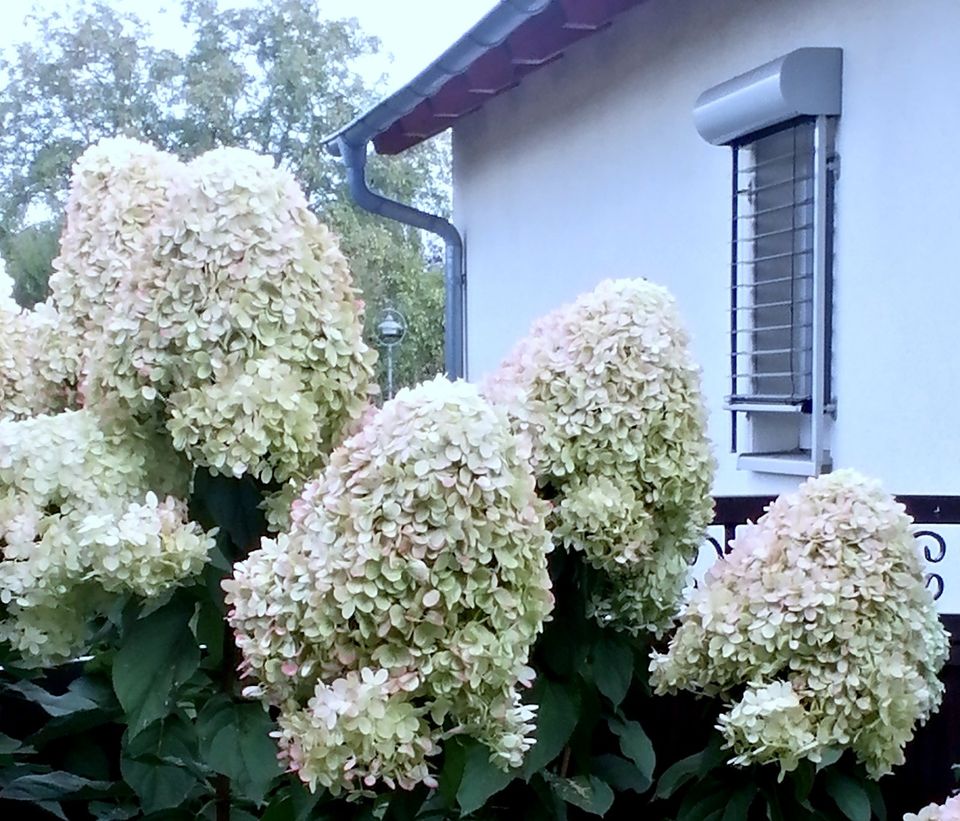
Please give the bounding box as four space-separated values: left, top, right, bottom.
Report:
727 115 835 473
731 119 817 405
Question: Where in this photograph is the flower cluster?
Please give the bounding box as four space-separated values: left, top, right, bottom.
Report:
650 470 950 777
46 138 375 484
0 262 76 421
96 146 376 482
224 377 554 793
484 278 714 635
905 795 960 821
49 137 184 398
0 405 215 664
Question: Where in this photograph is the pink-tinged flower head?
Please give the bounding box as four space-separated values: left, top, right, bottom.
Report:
224 377 554 794
651 469 950 778
484 278 715 635
48 139 377 486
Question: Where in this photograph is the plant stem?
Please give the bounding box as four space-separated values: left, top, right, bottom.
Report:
215 773 231 821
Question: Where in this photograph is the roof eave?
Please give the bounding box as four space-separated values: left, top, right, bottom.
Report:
323 0 552 156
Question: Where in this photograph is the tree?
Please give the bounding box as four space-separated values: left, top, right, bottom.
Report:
0 0 447 390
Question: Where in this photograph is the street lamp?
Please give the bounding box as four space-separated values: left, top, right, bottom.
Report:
376 307 407 400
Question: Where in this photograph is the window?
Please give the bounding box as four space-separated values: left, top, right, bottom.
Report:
693 48 842 476
728 116 836 475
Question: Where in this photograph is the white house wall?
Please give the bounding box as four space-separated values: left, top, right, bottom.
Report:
452 0 960 497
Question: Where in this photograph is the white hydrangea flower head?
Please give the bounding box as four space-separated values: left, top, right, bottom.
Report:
0 405 215 664
98 146 376 482
905 795 960 821
650 469 950 778
49 137 185 397
484 278 715 635
0 289 77 422
224 377 554 793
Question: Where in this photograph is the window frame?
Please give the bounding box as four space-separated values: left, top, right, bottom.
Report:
725 114 836 476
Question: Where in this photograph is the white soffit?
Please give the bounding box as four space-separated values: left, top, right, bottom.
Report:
694 47 843 145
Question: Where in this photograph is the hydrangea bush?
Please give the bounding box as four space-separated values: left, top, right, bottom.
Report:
651 469 950 778
225 377 554 793
484 278 714 635
2 135 950 820
1 137 379 670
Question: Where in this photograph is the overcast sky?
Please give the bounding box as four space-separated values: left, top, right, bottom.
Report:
2 0 498 92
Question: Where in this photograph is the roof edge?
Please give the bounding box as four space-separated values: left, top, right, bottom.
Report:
323 0 552 156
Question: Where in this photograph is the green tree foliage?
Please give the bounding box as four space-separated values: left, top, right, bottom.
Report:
0 0 446 389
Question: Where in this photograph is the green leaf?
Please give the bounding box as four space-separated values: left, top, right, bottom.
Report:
1 770 112 801
28 706 117 749
37 801 68 820
864 780 887 821
121 756 199 815
722 784 758 821
113 598 199 735
120 716 204 814
520 679 580 777
5 677 106 717
765 786 786 821
383 788 428 820
89 803 139 820
816 746 844 772
609 717 655 781
824 772 871 821
436 735 468 808
591 753 651 793
192 469 265 555
261 788 321 821
656 754 699 800
654 736 725 801
456 741 516 814
195 594 226 669
197 696 283 804
542 772 614 816
591 637 633 708
676 778 729 821
791 760 815 809
125 715 205 779
0 732 24 755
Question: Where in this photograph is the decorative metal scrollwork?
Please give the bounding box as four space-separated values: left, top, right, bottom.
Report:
705 535 725 561
915 529 946 601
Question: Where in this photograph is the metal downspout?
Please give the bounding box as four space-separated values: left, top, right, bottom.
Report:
336 138 465 380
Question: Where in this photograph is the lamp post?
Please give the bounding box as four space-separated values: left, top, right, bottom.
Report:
376 307 407 400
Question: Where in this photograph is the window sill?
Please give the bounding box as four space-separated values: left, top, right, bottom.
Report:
737 450 832 476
